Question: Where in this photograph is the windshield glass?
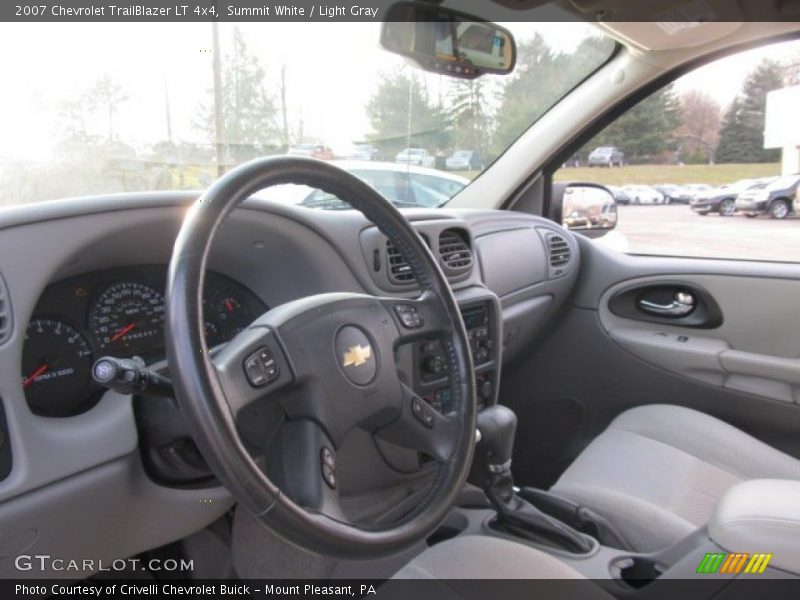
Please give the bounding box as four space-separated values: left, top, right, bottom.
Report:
0 22 614 209
768 175 800 189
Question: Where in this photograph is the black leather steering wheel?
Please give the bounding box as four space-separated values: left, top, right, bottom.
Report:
165 156 477 558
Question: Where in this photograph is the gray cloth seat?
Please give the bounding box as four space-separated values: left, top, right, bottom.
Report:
550 404 800 552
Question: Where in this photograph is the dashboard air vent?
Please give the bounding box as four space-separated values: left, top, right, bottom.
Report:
386 240 415 284
0 274 10 345
438 229 473 274
547 234 571 267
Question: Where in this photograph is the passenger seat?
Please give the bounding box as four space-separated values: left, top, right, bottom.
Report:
549 404 800 551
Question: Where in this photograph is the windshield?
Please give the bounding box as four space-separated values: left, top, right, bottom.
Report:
768 175 800 189
0 22 614 209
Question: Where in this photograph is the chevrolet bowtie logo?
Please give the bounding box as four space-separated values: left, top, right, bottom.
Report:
342 344 372 368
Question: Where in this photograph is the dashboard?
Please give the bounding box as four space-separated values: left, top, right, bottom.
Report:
0 192 580 577
22 266 265 417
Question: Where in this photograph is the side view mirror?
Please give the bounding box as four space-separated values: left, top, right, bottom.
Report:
380 1 516 79
554 183 618 234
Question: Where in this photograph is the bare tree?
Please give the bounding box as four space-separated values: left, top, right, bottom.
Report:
676 90 722 164
85 74 130 142
59 99 88 141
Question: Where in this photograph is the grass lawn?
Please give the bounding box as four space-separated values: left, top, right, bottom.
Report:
553 163 781 187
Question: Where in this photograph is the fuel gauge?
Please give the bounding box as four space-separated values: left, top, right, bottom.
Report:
205 291 253 345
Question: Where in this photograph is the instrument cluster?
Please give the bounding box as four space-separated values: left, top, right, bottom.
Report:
21 265 266 417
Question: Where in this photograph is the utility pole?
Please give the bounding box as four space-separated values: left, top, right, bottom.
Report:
212 21 226 176
163 74 173 143
280 65 290 152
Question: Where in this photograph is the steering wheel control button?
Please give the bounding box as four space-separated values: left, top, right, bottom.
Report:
412 397 435 428
320 447 336 489
243 346 280 388
335 326 377 386
394 304 423 329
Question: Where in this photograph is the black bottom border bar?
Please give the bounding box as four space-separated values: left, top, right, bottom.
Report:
5 578 800 600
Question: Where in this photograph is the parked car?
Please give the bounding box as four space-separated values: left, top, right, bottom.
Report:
682 183 713 202
446 150 484 171
654 184 692 204
735 174 800 219
288 144 335 160
346 144 378 161
257 161 469 209
395 148 436 168
622 184 664 204
794 183 800 215
690 179 772 216
607 185 632 205
563 207 592 229
588 146 625 167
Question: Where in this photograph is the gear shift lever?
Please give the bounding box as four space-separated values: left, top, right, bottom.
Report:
470 405 594 554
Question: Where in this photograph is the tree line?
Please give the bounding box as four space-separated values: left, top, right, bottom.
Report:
2 30 794 206
365 34 617 162
582 58 787 165
366 42 791 166
55 31 794 170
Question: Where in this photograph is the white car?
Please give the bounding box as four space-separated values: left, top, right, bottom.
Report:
395 148 436 168
257 160 469 209
346 144 378 161
446 150 484 171
621 185 665 205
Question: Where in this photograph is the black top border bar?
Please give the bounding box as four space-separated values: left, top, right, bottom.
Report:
3 0 800 22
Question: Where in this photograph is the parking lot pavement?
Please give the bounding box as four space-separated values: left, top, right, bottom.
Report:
607 205 800 262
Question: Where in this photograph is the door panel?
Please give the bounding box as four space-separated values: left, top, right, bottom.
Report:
599 273 800 404
501 238 800 489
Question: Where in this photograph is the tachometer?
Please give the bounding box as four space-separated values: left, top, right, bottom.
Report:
22 319 94 416
90 282 165 356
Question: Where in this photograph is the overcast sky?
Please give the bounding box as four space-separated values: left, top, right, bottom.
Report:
674 38 800 105
0 23 797 161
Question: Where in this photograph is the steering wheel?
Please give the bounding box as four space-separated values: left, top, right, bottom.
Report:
165 157 477 558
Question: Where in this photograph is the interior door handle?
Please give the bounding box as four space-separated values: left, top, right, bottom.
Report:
638 292 696 317
610 282 721 328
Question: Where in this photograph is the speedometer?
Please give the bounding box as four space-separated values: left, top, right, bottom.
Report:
90 282 165 356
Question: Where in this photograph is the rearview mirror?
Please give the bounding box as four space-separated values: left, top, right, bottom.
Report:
559 184 618 233
380 1 516 79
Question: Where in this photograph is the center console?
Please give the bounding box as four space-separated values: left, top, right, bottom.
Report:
413 294 501 413
426 402 800 591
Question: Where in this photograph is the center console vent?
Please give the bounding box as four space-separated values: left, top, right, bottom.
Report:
438 229 473 275
0 273 11 346
366 223 473 290
386 240 416 284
